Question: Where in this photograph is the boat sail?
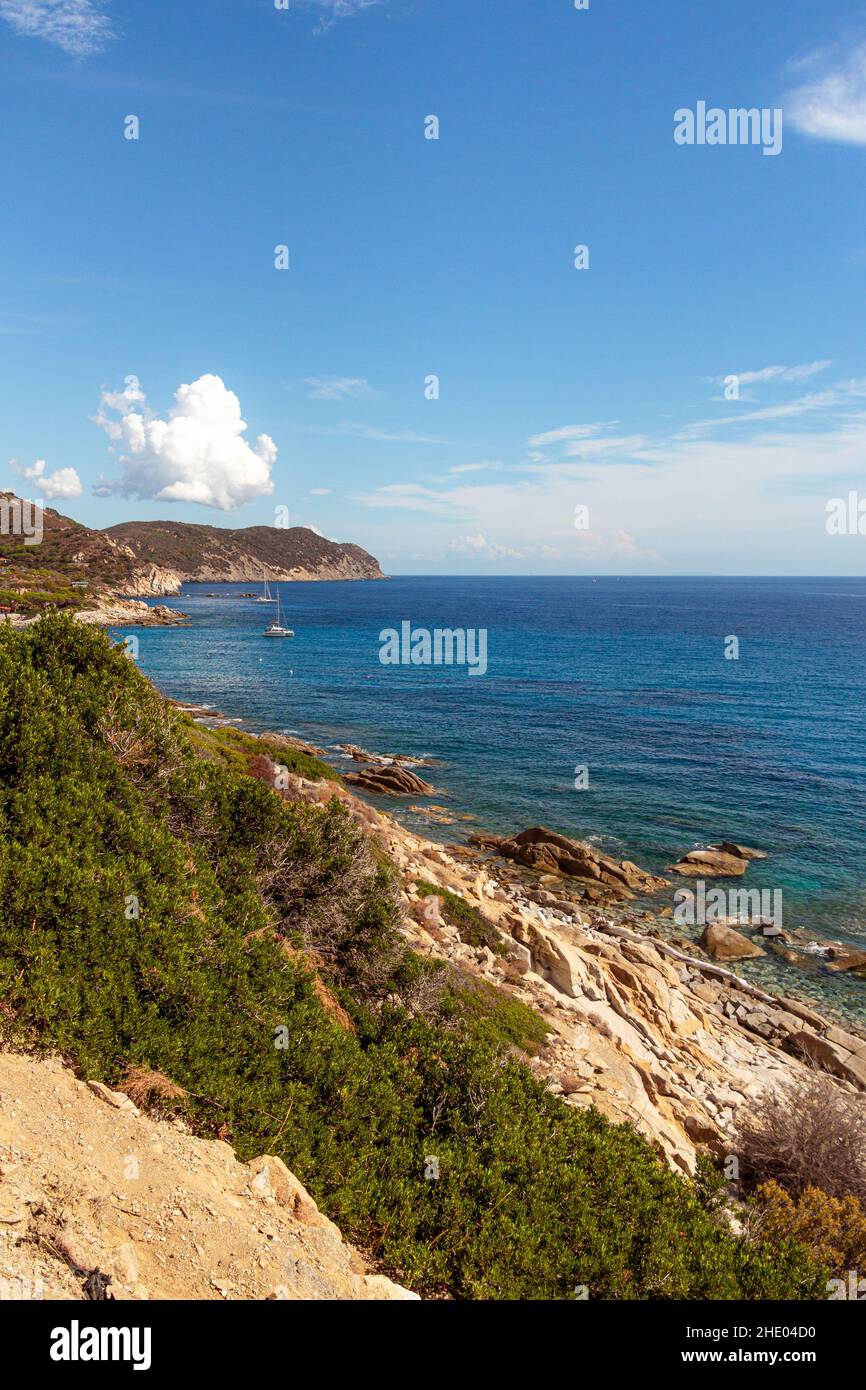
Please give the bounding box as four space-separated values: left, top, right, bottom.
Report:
263 587 294 638
255 566 276 603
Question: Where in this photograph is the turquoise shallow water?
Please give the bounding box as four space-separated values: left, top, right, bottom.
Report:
123 575 866 1019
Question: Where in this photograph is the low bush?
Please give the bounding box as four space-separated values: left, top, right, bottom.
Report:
750 1182 866 1279
185 720 339 784
438 968 551 1055
416 879 508 957
734 1070 866 1203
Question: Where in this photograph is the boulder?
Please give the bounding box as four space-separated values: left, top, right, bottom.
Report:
493 826 666 900
767 943 803 966
717 842 767 861
825 1025 866 1058
526 922 606 1001
700 923 765 962
743 1011 775 1040
508 941 533 975
346 765 435 796
247 1156 339 1231
86 1080 141 1117
690 979 720 1005
823 946 866 974
682 1112 723 1147
777 997 827 1030
671 849 749 877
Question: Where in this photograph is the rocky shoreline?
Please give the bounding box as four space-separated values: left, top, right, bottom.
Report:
75 599 190 628
5 599 189 630
189 715 866 1178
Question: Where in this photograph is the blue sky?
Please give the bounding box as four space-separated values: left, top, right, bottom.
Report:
2 0 866 574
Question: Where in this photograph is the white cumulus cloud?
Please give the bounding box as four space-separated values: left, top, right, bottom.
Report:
0 0 114 56
786 44 866 145
94 374 277 511
10 457 83 500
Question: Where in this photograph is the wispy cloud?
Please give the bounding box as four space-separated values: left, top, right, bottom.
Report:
448 460 502 475
522 423 652 466
713 360 833 389
357 470 666 567
354 423 450 444
299 419 454 446
786 43 866 145
302 0 383 35
351 367 866 573
355 482 464 517
562 434 651 459
678 376 866 439
0 0 114 57
305 376 377 401
0 310 84 334
527 422 615 448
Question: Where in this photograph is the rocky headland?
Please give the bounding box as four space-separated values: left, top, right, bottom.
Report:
5 679 866 1303
0 494 384 627
106 520 385 588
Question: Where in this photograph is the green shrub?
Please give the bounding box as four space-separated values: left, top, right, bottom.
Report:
416 879 508 957
438 968 551 1055
185 721 340 784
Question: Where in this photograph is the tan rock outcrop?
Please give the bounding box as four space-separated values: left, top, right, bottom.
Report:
717 842 766 861
0 1051 417 1301
347 765 435 796
75 600 188 628
785 1031 866 1091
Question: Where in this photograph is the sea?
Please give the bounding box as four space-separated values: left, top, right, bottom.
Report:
124 575 866 1022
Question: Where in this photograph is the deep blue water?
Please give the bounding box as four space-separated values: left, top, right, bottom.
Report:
126 576 866 966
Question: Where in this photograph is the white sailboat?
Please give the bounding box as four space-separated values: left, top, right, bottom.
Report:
255 566 276 603
263 587 294 638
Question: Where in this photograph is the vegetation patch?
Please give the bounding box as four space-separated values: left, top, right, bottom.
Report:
438 968 550 1056
184 720 339 784
415 879 509 957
